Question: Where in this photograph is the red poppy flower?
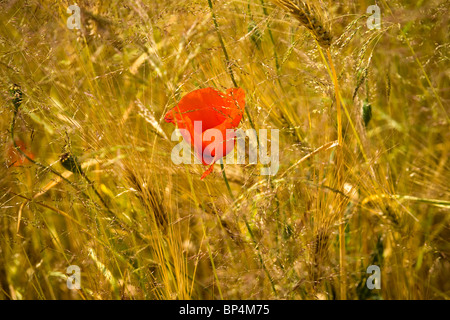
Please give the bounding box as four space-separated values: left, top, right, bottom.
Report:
164 87 245 179
6 139 34 167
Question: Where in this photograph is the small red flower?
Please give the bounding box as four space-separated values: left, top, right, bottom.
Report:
164 87 245 179
6 139 34 167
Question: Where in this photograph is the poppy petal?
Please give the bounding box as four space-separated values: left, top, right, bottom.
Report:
200 162 215 180
165 87 245 179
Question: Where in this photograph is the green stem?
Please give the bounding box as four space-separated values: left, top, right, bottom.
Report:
207 1 276 296
260 0 281 75
207 0 258 139
220 162 234 200
243 218 277 295
10 110 85 194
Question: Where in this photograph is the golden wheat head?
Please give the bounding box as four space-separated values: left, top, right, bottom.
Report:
272 0 332 48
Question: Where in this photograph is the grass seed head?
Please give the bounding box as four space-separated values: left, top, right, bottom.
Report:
9 84 23 111
362 100 372 127
60 152 83 174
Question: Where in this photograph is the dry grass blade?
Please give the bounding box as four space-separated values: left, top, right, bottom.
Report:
280 140 339 178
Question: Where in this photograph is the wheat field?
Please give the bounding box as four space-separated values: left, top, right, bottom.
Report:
0 0 449 300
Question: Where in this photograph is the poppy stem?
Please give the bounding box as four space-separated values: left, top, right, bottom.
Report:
220 163 278 295
220 162 234 200
243 217 278 295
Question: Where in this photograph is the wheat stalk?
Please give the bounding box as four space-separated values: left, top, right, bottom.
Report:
271 0 332 48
